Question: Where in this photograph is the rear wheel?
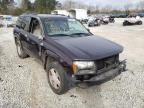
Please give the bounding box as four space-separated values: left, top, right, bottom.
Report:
15 38 28 58
46 61 69 95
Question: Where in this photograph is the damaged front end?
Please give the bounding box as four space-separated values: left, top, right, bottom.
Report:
72 56 127 84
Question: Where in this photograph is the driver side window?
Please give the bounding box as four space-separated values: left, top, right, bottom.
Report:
29 18 42 38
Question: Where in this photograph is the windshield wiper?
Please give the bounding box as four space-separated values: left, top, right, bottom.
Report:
70 33 91 36
49 33 91 37
49 34 70 37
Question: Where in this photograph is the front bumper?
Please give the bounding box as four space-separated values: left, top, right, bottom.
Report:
71 60 127 83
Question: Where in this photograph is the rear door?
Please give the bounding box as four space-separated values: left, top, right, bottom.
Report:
14 16 31 51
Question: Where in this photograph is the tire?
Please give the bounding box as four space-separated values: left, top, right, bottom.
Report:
97 23 100 26
123 21 127 26
46 61 69 95
105 22 109 24
112 20 115 23
88 22 93 27
88 24 92 27
103 21 108 25
15 38 28 59
138 21 142 25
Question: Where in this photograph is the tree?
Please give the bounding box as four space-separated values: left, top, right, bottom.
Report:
35 0 57 13
0 0 9 14
124 3 132 14
138 0 144 12
55 1 62 9
87 10 91 15
0 1 2 12
19 0 34 12
62 0 76 10
95 5 100 13
21 0 29 10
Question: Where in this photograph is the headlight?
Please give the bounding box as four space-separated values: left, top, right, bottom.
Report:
72 61 96 74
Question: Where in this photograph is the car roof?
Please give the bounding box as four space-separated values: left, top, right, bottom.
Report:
38 14 68 18
21 13 68 19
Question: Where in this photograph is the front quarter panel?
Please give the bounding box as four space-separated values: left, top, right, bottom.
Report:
43 37 73 67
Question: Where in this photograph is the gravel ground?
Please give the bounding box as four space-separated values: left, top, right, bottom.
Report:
0 18 144 108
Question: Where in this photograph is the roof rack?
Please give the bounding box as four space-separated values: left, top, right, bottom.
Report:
51 13 67 16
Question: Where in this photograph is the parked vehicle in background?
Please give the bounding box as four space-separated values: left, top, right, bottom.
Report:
123 15 142 26
69 9 88 20
4 15 15 27
100 16 109 25
13 13 126 95
0 22 4 27
87 17 100 27
119 14 128 18
138 13 144 17
52 9 88 21
109 16 115 23
111 14 128 18
51 10 69 16
0 15 15 27
0 16 4 27
80 18 88 24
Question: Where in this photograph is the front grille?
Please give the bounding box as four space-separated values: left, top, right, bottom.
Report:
95 55 119 70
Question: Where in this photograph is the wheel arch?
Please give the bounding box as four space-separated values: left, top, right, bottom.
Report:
43 50 72 70
14 33 21 45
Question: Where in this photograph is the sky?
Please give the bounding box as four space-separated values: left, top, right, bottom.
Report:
15 0 143 9
60 0 142 9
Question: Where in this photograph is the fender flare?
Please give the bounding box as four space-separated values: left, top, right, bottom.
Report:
43 50 60 69
43 49 73 71
14 33 21 44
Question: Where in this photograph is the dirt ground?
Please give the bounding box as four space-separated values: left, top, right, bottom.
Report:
0 18 144 108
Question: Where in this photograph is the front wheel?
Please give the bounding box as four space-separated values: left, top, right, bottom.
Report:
46 61 69 95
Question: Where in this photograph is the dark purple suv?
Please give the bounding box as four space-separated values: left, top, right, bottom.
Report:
13 13 126 95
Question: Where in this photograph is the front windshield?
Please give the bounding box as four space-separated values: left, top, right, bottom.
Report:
43 18 90 37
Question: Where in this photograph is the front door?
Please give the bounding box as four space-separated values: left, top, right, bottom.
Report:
27 17 43 59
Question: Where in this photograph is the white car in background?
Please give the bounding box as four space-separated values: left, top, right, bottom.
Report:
123 15 142 26
0 15 15 27
87 16 101 27
100 16 109 24
4 15 15 27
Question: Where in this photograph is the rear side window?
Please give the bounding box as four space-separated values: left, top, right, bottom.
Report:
24 16 31 22
16 16 31 31
16 18 22 28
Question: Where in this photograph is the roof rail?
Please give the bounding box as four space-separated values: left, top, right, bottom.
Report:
51 13 67 16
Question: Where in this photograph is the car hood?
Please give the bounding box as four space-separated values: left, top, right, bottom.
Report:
54 35 123 60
